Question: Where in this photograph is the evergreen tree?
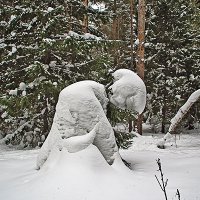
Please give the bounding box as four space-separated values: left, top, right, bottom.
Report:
145 0 200 132
0 0 112 147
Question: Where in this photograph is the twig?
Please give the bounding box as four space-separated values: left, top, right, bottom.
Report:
155 158 168 200
176 189 181 200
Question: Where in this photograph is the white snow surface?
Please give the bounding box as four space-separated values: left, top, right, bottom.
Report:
8 46 17 56
9 88 18 96
47 7 54 12
83 33 102 41
68 30 80 38
68 31 102 41
19 82 26 91
9 15 16 24
135 38 140 45
109 69 146 114
1 132 200 200
22 90 26 96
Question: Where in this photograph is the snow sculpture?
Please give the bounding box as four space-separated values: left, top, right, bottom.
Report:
36 69 146 169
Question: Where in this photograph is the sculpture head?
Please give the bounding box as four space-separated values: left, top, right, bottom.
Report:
109 69 146 114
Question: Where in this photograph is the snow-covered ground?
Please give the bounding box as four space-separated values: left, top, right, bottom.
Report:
0 132 200 200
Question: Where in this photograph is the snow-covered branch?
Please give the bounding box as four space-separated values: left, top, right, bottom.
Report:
157 89 200 148
168 89 200 134
2 109 46 143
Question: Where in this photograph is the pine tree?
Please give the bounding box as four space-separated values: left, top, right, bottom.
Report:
0 0 113 147
145 0 200 132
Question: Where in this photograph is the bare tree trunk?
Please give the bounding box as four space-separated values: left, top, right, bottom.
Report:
136 0 145 79
136 114 143 134
128 119 133 133
43 101 49 136
128 0 135 133
161 102 166 133
83 0 89 33
136 0 146 135
130 0 134 69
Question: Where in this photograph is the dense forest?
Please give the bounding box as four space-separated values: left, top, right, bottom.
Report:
0 0 200 148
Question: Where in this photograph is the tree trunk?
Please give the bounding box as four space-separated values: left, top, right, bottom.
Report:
128 119 133 133
83 0 89 33
136 0 145 80
136 114 143 134
161 102 166 133
42 97 49 136
130 0 134 69
136 0 146 135
129 0 134 133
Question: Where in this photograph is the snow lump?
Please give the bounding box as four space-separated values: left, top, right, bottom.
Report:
36 69 146 169
109 69 146 114
36 80 118 169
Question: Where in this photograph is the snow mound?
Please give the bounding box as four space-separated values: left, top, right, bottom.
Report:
37 80 118 169
37 70 147 169
1 145 134 200
109 69 146 114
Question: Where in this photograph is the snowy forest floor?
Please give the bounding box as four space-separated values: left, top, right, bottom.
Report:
0 131 200 200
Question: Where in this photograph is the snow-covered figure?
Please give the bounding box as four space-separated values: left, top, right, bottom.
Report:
36 69 146 169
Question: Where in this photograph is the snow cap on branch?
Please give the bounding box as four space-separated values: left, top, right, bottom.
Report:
109 69 146 114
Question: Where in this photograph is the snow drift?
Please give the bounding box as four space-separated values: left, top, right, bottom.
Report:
1 144 135 200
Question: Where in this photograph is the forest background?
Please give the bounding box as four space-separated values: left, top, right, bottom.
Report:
0 0 199 148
